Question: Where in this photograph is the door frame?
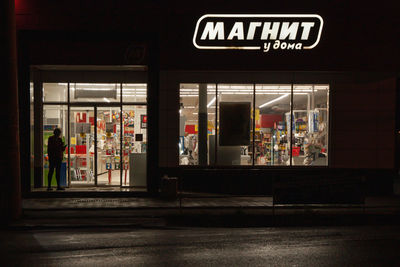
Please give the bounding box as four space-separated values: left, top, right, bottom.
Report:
69 103 123 187
31 69 149 190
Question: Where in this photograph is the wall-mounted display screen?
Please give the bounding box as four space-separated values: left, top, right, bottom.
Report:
219 102 250 146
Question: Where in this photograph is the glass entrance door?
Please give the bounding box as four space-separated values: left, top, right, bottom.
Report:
68 105 146 188
69 107 95 186
96 106 122 186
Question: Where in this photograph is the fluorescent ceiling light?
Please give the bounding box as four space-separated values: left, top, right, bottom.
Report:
103 98 110 103
123 88 147 91
123 83 147 87
76 83 117 86
259 94 289 108
207 97 216 108
75 88 115 91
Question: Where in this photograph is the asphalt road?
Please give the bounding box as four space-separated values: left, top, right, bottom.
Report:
1 225 400 266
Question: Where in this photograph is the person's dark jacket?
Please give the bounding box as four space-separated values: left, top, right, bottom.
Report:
48 135 66 160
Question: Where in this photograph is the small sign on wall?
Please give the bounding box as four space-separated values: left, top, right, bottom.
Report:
141 115 147 129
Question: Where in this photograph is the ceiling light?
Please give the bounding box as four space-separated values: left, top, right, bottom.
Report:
207 97 216 108
259 94 289 108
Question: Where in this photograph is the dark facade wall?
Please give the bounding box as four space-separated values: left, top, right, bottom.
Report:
14 1 400 174
331 78 397 168
15 1 400 72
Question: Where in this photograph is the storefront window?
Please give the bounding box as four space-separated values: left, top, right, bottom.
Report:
31 68 148 190
96 107 121 186
292 84 329 166
70 83 120 103
122 105 147 187
216 84 254 166
179 83 329 167
179 84 216 165
255 84 291 166
43 83 67 102
121 83 147 103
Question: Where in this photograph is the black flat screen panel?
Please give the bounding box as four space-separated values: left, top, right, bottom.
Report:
219 102 251 146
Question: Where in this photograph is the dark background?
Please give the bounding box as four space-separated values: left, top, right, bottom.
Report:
15 0 400 72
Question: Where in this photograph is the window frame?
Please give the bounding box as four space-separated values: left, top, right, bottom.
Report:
177 74 331 169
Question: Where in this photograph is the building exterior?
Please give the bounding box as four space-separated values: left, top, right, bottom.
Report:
6 1 400 206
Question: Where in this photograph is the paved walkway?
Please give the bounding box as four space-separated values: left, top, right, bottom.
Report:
23 195 400 210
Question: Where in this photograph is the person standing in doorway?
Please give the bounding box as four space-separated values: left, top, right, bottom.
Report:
47 128 67 191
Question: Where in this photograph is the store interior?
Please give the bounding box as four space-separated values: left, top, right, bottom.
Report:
179 83 329 166
41 83 147 188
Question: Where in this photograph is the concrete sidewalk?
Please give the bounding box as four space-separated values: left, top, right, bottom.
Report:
10 194 397 228
22 194 400 210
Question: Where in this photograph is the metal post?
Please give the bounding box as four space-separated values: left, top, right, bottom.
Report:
252 84 256 166
94 106 98 186
67 83 71 187
34 79 43 187
290 82 294 166
120 83 123 187
198 83 208 165
215 84 219 165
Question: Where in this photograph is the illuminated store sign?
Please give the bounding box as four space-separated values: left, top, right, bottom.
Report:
193 14 323 52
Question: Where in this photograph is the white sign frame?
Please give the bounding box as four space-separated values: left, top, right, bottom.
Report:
193 14 324 51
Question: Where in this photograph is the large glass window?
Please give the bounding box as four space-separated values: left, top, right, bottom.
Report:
217 84 254 166
43 83 68 102
96 107 121 186
122 83 147 103
179 83 329 167
292 84 329 166
122 105 147 187
255 85 291 166
32 77 147 189
179 84 216 165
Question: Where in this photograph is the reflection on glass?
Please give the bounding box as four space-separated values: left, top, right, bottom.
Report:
70 83 120 103
43 105 68 187
43 83 67 102
69 107 95 185
96 107 121 186
255 85 291 166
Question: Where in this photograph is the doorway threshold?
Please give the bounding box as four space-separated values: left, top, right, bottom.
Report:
27 186 148 198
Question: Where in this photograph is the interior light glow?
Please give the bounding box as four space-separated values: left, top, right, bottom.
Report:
103 98 110 103
259 94 289 108
75 88 115 91
123 88 147 91
123 83 147 87
75 83 117 86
